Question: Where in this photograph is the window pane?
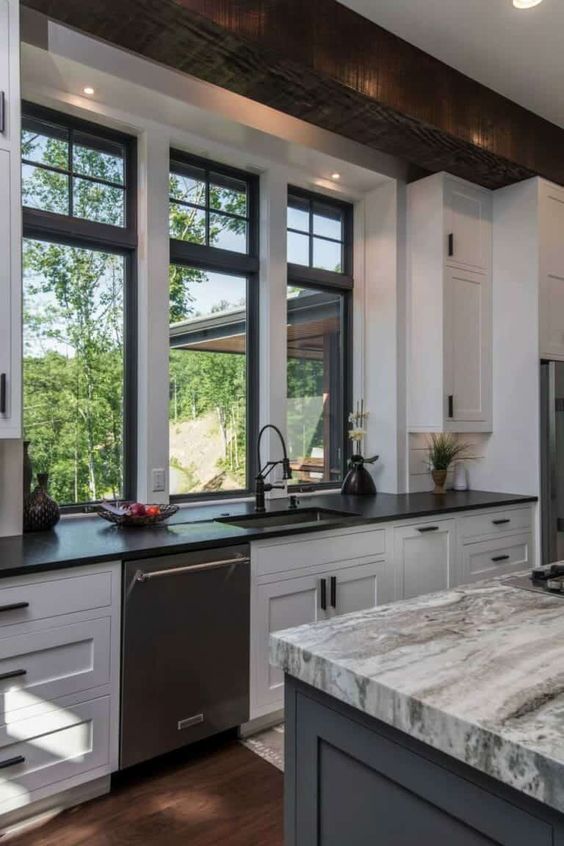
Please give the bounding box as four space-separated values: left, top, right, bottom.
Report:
22 164 69 215
23 239 125 505
287 286 344 485
210 173 247 217
73 177 125 226
169 266 247 494
287 196 309 233
288 230 309 266
313 202 343 241
313 237 343 273
22 122 69 170
169 165 206 206
73 133 124 185
209 213 247 253
169 203 206 243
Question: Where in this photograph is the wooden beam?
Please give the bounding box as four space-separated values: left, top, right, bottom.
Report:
21 0 564 188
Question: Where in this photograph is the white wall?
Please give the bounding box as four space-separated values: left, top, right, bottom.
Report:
0 441 22 536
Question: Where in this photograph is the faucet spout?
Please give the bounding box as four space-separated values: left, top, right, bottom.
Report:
255 424 292 512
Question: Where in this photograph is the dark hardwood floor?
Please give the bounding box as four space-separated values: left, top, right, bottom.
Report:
5 738 283 846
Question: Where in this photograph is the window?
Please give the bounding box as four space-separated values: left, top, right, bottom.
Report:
21 104 137 507
169 151 259 498
287 188 353 487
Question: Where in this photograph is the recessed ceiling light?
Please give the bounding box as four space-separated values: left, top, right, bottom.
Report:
83 86 95 96
331 172 341 180
513 0 543 8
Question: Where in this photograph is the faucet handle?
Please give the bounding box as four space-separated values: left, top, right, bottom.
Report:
289 495 300 509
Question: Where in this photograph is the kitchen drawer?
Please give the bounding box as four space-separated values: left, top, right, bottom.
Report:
0 571 113 632
460 533 532 585
0 696 110 816
253 527 386 577
0 618 111 725
458 507 532 541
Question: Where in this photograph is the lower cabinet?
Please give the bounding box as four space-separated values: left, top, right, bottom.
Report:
459 533 532 584
394 520 455 600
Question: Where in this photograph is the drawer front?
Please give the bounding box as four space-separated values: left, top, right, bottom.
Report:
458 507 532 541
460 533 532 585
0 571 113 631
0 618 111 725
253 528 386 577
0 696 110 815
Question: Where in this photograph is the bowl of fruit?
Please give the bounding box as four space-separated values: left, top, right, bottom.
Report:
97 501 179 527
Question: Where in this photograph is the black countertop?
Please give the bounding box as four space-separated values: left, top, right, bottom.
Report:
0 490 537 579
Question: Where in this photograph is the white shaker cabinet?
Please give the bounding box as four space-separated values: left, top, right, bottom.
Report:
539 181 564 360
408 172 492 433
394 519 455 600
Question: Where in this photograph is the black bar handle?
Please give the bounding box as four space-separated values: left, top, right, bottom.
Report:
418 526 439 533
0 92 5 135
0 755 25 770
320 578 327 611
492 519 511 526
448 233 454 257
0 669 26 682
0 602 29 614
448 394 454 419
0 373 6 415
492 555 510 563
330 576 337 609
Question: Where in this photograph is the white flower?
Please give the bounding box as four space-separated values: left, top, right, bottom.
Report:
348 428 366 441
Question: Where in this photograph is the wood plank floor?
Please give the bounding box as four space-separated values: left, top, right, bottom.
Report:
5 738 284 846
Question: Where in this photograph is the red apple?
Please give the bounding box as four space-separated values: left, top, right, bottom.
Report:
128 502 146 517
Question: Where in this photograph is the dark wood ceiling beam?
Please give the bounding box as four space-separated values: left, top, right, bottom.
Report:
21 0 564 188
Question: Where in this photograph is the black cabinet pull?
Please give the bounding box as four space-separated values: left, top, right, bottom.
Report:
0 602 29 614
0 669 26 682
0 373 6 415
0 92 4 135
448 233 454 257
330 576 337 609
448 394 454 418
418 526 439 533
320 578 327 611
492 555 510 563
492 519 511 526
0 755 25 770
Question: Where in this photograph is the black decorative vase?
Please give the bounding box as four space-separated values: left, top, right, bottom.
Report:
341 455 377 496
24 473 60 533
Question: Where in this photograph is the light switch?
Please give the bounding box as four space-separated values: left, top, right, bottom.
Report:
152 468 166 492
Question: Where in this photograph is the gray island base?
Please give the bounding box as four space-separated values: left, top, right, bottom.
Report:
272 580 564 845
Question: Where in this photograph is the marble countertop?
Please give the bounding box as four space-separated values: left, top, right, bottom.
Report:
271 578 564 814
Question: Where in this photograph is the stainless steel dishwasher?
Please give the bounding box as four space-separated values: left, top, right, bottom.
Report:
120 545 250 769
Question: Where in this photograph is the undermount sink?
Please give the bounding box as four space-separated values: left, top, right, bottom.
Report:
215 508 358 530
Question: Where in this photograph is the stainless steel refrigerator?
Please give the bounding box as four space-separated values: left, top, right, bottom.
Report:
540 361 564 564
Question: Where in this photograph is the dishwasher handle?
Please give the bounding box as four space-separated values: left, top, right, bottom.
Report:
135 555 250 583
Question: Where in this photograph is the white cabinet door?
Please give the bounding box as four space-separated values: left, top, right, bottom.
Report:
0 0 11 153
328 558 393 617
444 266 491 426
459 533 532 586
540 185 564 360
445 178 491 273
0 148 13 434
395 521 454 600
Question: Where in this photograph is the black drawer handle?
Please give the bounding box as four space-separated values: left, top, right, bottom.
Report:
448 394 454 419
0 755 25 770
492 519 511 526
0 602 29 614
492 555 510 563
320 578 327 611
418 526 439 533
330 576 337 609
0 373 6 415
0 669 26 682
448 232 454 257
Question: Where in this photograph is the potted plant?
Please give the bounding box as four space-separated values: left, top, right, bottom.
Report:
426 433 470 495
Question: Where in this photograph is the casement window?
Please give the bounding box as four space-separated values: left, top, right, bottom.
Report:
169 151 259 498
286 188 353 488
21 103 137 508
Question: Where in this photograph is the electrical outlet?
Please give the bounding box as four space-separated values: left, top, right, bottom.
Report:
152 468 166 492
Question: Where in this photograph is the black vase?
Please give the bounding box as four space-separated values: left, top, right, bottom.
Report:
341 455 377 496
24 473 61 533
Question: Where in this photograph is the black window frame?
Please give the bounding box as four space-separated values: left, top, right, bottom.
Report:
287 186 353 492
21 101 138 512
169 149 260 502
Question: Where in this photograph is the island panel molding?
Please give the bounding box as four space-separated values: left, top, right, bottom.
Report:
21 0 564 189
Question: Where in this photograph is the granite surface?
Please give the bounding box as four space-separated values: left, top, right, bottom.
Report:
0 490 535 578
271 578 564 814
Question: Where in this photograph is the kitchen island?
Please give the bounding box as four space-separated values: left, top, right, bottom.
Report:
271 578 564 845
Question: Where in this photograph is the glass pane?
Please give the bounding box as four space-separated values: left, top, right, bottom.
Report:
21 121 69 170
313 202 343 240
287 286 344 485
169 203 206 243
209 213 247 253
169 266 247 494
73 177 125 226
313 237 343 273
22 164 69 215
210 173 247 217
169 165 206 206
73 134 124 185
287 230 310 266
23 239 125 505
287 196 309 233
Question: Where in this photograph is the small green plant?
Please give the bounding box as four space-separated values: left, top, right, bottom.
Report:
427 433 470 472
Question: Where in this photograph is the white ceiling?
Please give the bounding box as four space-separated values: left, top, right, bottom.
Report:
339 0 564 129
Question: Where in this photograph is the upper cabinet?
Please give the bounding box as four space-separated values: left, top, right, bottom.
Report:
539 181 564 361
408 172 493 433
0 0 21 439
